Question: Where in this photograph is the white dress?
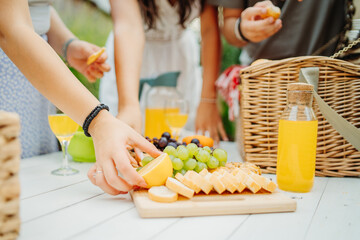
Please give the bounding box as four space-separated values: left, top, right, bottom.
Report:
99 0 203 131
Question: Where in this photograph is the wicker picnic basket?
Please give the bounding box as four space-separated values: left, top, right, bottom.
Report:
0 111 21 240
237 56 360 177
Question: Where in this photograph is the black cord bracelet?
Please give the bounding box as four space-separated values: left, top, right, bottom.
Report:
237 18 251 43
82 103 109 137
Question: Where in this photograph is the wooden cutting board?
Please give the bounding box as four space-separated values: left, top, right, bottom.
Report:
131 189 296 218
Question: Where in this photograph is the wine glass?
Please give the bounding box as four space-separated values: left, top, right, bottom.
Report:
48 106 79 176
164 99 189 140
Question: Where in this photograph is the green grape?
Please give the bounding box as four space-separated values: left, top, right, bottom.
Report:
171 158 184 171
169 155 175 161
186 143 198 157
203 146 212 153
195 161 207 173
136 167 142 172
177 147 189 161
179 169 187 175
213 148 227 162
207 156 219 169
195 149 211 163
141 156 154 166
164 146 177 156
219 161 226 167
184 158 197 170
177 145 186 150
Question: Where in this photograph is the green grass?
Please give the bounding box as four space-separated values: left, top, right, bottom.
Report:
53 0 112 98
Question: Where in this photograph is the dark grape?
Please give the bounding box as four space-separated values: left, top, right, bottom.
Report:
159 137 168 148
191 138 200 145
153 142 160 149
161 132 171 140
167 142 177 148
182 142 187 146
198 144 203 148
169 138 177 143
145 136 151 142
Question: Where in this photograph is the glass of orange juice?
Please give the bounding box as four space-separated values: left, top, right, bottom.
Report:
48 106 79 176
164 99 189 140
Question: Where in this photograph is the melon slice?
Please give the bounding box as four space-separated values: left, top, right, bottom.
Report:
87 47 106 65
175 173 201 193
249 172 277 193
220 172 237 193
166 177 194 199
138 153 173 188
208 173 226 194
148 186 178 203
186 171 212 194
236 170 261 193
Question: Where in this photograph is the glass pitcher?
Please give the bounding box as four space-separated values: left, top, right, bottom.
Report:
140 72 182 139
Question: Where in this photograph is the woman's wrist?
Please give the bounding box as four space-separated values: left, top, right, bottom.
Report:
200 97 217 104
234 18 250 43
87 105 112 137
62 37 78 65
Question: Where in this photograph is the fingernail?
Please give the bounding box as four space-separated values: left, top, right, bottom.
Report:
119 191 128 194
261 9 267 14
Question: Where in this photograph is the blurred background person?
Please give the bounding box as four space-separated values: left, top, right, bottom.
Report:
99 0 228 143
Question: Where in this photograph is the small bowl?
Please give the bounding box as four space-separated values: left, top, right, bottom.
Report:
68 128 96 162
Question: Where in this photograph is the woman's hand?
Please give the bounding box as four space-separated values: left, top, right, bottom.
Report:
240 1 282 42
67 40 110 83
195 102 228 144
116 104 142 134
87 110 161 195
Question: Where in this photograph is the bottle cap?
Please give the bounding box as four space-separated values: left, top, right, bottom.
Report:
287 83 314 91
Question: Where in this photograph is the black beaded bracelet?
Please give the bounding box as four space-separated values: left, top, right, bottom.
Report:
82 103 109 137
236 18 251 43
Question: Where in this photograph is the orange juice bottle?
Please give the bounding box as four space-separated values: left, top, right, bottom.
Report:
276 83 318 192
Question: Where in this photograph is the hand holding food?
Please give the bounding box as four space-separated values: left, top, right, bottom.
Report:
240 1 282 42
66 40 110 83
87 111 161 195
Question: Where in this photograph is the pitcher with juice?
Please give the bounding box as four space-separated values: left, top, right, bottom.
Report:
276 83 318 192
142 72 182 139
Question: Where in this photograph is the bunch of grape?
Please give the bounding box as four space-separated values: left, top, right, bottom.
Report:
141 143 228 176
145 132 193 151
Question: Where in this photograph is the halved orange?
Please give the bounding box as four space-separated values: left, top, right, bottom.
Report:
138 153 173 188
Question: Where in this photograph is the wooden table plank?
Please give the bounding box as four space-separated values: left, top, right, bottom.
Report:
18 194 134 239
153 215 249 240
21 181 103 223
69 208 179 240
20 154 93 199
227 176 329 240
305 177 360 240
20 152 60 170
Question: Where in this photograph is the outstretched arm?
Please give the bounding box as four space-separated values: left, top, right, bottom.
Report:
109 0 144 133
0 0 160 195
196 4 228 143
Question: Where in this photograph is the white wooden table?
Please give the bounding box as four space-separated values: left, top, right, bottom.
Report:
18 142 360 240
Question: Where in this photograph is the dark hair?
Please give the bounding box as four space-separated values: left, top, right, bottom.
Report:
138 0 206 29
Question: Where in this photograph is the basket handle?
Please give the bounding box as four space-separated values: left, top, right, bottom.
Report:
299 67 360 152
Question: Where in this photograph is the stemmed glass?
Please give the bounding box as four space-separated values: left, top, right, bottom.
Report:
164 99 189 140
48 106 79 176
